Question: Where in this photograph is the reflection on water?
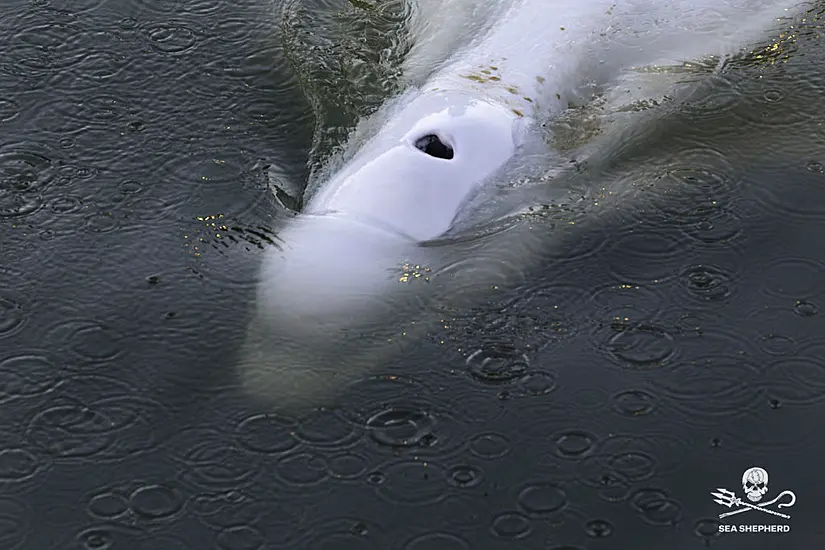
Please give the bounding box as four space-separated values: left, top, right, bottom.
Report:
1 0 825 548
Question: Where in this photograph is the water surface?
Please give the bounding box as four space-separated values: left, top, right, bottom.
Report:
2 0 825 548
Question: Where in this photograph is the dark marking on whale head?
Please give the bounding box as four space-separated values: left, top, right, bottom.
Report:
414 134 454 160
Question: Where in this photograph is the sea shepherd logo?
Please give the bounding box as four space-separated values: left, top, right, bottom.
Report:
712 467 796 533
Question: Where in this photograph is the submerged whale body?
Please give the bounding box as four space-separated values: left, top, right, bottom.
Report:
239 0 806 410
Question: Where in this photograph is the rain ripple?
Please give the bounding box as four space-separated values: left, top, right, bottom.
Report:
403 532 470 550
605 226 689 282
275 452 328 488
38 0 110 14
490 511 532 540
468 432 510 460
0 497 29 549
721 373 824 452
590 319 677 370
678 263 736 302
143 21 201 55
651 354 764 424
517 482 568 516
731 69 825 129
4 19 86 78
0 352 61 403
763 354 825 406
0 428 53 495
758 255 825 300
295 517 386 550
170 427 265 491
129 483 185 520
372 459 449 506
87 491 129 520
215 525 265 550
680 73 743 122
630 488 683 526
191 492 253 531
576 432 692 491
234 412 299 455
0 146 56 219
342 376 467 460
610 389 657 417
0 296 26 338
587 282 670 325
651 144 739 214
366 408 437 449
22 369 172 459
747 154 825 222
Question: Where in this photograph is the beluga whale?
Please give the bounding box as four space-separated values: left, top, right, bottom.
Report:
239 0 807 411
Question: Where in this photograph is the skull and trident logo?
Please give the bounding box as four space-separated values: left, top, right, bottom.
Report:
711 467 796 520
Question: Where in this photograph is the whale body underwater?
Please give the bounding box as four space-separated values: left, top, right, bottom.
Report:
238 0 808 411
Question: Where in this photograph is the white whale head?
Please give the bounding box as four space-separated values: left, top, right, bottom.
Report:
239 89 528 410
264 89 529 327
306 89 527 241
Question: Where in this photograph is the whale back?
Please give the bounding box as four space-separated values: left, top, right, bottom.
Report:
403 0 806 117
401 0 512 87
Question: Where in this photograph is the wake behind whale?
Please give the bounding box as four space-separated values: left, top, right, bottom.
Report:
238 0 807 411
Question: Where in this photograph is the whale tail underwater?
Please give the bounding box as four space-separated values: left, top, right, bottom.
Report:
238 0 807 412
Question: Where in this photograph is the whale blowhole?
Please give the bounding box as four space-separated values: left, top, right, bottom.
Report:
414 133 454 159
